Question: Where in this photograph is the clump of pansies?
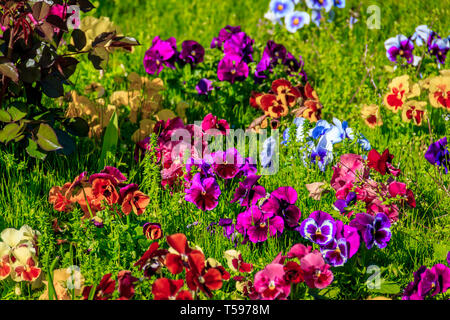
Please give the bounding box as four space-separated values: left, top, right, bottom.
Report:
402 254 450 300
363 70 450 129
241 243 334 300
0 225 41 283
282 116 371 172
48 166 150 222
264 0 346 31
385 25 449 69
248 79 322 134
135 233 229 299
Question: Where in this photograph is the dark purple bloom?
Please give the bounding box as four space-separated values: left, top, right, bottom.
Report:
218 218 235 239
206 148 245 179
255 40 287 80
297 210 336 246
384 35 415 64
185 157 213 183
230 175 266 207
261 186 301 228
424 137 449 174
447 251 450 266
349 212 391 249
179 40 205 65
333 191 356 214
217 54 249 83
185 173 221 211
284 52 307 80
223 32 255 63
211 25 242 49
402 265 428 300
196 78 213 95
428 38 449 65
236 205 284 243
143 36 178 75
417 264 450 297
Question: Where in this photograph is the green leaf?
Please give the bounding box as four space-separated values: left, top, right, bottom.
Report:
36 123 62 151
98 111 118 171
370 281 401 294
26 138 47 160
0 122 23 143
8 106 27 121
0 110 11 122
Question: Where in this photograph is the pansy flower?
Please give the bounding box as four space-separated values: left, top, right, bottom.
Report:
82 273 116 300
223 31 255 63
224 250 253 273
186 250 223 298
349 212 391 249
261 186 301 228
424 137 449 174
412 25 433 47
428 76 450 110
271 79 302 107
428 37 449 66
210 25 242 49
367 148 395 176
90 177 120 207
297 211 336 246
208 148 245 179
361 104 383 128
0 242 11 280
196 78 213 95
300 252 334 289
384 35 415 64
417 264 450 297
269 0 295 19
285 11 310 33
152 278 193 300
134 242 168 278
143 223 163 240
165 233 193 275
117 270 139 300
10 246 41 282
119 184 150 216
401 100 427 126
236 205 284 243
383 75 420 113
185 173 221 211
143 36 178 75
253 263 291 300
230 175 266 207
306 0 333 12
201 113 229 135
179 40 204 65
292 83 323 122
402 265 428 300
217 54 249 83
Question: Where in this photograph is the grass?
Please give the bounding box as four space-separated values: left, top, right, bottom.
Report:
0 0 449 300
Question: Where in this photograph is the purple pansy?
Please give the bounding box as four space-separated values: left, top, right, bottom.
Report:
424 137 449 174
218 218 235 239
261 186 301 228
236 205 284 243
179 40 205 65
185 173 221 211
230 175 266 207
195 78 213 95
349 212 391 249
402 266 428 300
285 11 310 33
143 36 178 75
321 220 360 267
223 32 255 63
297 210 336 246
428 37 450 65
217 54 249 83
417 264 450 297
384 35 415 64
333 191 356 214
207 148 245 179
211 25 242 49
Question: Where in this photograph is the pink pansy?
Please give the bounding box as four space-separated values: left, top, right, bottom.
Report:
300 252 333 289
253 263 290 300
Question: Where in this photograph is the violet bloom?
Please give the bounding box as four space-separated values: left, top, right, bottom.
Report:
236 205 284 243
384 35 415 64
196 78 213 95
349 212 391 249
428 37 450 65
255 40 287 80
424 137 449 174
179 40 205 66
223 32 255 63
417 264 450 297
402 265 427 300
218 218 235 239
207 148 245 179
217 54 249 83
333 191 356 214
185 173 221 211
143 36 178 75
261 186 301 228
306 0 333 12
211 25 242 49
231 175 266 207
297 211 336 246
284 52 306 79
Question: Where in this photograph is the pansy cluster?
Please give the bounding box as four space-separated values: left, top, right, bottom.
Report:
264 0 346 32
402 255 450 300
249 79 321 134
0 225 41 283
48 166 150 221
242 243 334 300
385 25 449 68
134 233 229 299
82 270 139 300
281 117 371 172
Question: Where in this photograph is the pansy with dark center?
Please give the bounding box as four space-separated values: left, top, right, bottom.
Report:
179 40 205 65
207 148 245 179
261 186 301 228
349 212 391 249
195 78 213 95
185 173 221 211
217 54 249 83
424 137 449 174
143 36 178 75
231 175 266 207
297 210 336 246
384 35 415 64
236 205 284 243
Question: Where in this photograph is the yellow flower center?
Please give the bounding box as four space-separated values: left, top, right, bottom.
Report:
191 50 196 56
293 18 300 26
268 281 276 290
259 222 267 228
399 50 404 56
277 4 284 11
230 69 236 75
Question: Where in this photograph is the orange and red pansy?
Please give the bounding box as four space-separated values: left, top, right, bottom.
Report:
271 79 301 107
429 76 450 110
361 104 383 128
383 75 420 113
185 250 223 298
260 94 289 118
152 278 193 300
120 184 150 216
165 233 193 275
